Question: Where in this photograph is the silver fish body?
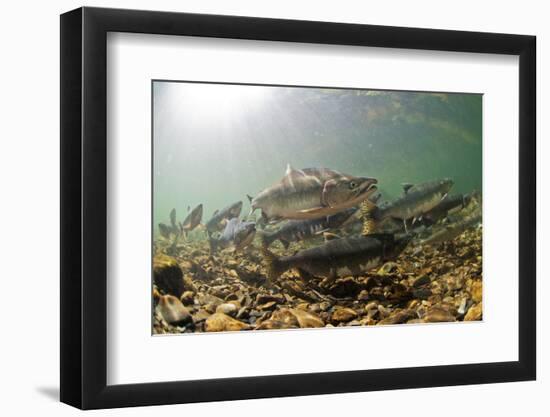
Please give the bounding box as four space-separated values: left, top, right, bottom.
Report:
205 201 243 235
180 203 203 234
260 207 358 248
209 218 256 252
376 179 454 224
263 233 412 284
249 165 377 221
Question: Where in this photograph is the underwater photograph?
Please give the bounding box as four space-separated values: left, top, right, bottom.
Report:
152 81 483 334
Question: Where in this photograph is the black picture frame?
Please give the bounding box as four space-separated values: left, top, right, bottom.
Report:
60 6 536 410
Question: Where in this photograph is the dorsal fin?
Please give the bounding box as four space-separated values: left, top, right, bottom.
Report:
212 209 219 217
401 183 414 194
284 163 306 178
285 163 293 176
282 164 310 189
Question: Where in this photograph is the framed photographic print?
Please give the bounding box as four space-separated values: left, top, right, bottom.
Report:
60 7 536 410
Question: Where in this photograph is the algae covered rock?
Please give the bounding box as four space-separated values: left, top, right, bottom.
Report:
153 254 185 297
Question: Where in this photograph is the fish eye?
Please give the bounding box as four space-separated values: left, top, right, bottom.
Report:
349 181 357 189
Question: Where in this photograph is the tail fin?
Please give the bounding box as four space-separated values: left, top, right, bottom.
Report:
261 246 288 283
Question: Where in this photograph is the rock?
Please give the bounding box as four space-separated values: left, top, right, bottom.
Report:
197 293 224 311
256 309 299 330
216 303 238 316
309 303 321 313
290 308 324 328
319 301 332 311
424 306 456 323
378 262 399 275
331 307 358 324
377 309 415 325
464 302 482 321
406 318 426 324
328 277 363 298
412 288 432 300
205 313 250 332
257 301 278 311
183 275 198 292
180 291 195 305
236 307 249 320
357 290 370 302
153 254 185 297
364 302 379 318
156 294 193 326
193 309 211 323
255 319 294 330
377 304 392 318
256 294 285 305
412 275 431 288
470 280 482 303
457 297 468 315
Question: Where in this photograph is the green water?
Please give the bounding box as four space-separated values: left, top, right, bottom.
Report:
153 82 482 228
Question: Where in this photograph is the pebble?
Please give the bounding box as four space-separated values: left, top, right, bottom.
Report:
331 307 358 324
290 308 324 328
180 291 195 305
205 313 250 332
424 306 456 323
377 309 415 325
412 275 431 288
216 303 238 316
470 281 482 303
156 294 193 326
464 302 482 321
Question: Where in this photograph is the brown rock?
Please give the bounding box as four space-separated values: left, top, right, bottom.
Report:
331 307 358 324
377 309 416 325
193 309 211 323
216 303 238 316
256 294 285 305
290 308 324 328
377 304 392 318
256 309 299 330
205 313 250 332
464 302 482 321
470 281 483 303
180 291 195 305
328 277 363 298
412 275 431 288
424 306 456 323
197 293 224 310
258 301 278 311
156 294 193 326
153 254 185 297
378 262 399 275
406 318 426 324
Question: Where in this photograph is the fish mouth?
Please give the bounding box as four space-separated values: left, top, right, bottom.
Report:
358 178 378 196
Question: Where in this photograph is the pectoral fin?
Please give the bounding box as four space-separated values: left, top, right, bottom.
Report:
323 232 340 242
